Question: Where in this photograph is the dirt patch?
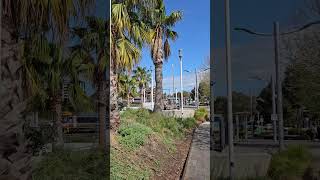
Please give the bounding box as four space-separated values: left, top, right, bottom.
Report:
139 130 194 180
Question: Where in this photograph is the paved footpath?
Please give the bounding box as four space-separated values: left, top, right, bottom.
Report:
182 122 210 180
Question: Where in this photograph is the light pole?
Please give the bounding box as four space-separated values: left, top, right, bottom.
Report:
179 49 184 114
184 69 198 108
150 66 154 109
172 64 175 107
175 88 178 107
225 0 234 178
195 68 199 109
235 20 320 151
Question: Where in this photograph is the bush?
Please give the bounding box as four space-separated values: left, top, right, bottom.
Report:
268 145 312 179
194 108 209 121
118 122 152 150
33 149 107 180
178 117 197 129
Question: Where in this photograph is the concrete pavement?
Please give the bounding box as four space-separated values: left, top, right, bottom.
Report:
182 122 210 180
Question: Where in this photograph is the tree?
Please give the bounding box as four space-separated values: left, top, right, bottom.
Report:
1 1 93 179
22 35 92 149
133 67 151 106
118 73 138 107
198 81 210 103
147 0 182 112
72 16 109 148
111 0 152 129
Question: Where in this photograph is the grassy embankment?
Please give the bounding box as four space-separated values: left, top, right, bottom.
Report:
32 108 197 180
111 108 197 179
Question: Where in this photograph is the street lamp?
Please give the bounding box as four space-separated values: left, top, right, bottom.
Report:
184 69 198 109
150 66 154 110
179 49 184 114
225 0 234 178
172 64 175 107
235 20 320 151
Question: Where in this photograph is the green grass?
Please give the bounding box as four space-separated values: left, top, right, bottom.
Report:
194 107 209 121
32 149 107 180
111 149 150 180
118 122 152 150
268 145 312 179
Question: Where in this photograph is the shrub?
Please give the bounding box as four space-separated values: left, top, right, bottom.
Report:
118 122 152 150
268 145 312 179
178 117 197 129
194 108 209 121
33 149 107 180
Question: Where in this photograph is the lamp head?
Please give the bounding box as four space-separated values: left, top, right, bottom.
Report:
179 49 183 58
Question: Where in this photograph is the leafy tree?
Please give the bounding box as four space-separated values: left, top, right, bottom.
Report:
198 81 210 103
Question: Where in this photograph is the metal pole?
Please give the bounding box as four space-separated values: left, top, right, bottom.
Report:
271 76 277 142
0 1 2 80
250 89 253 137
175 88 178 106
151 67 154 109
172 64 175 100
225 0 234 178
274 22 284 151
236 115 239 141
245 115 248 140
179 49 184 114
195 68 199 109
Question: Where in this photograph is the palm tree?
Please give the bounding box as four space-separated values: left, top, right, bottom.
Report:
118 73 138 107
1 1 93 179
133 67 151 106
147 0 182 112
22 35 92 149
71 16 109 149
111 0 153 130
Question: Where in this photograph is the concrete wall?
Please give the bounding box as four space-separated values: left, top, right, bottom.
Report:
161 109 195 118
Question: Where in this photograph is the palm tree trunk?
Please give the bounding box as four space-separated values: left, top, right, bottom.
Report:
0 16 32 180
127 94 131 107
52 94 64 150
154 62 164 112
110 67 120 131
97 81 107 149
140 87 144 107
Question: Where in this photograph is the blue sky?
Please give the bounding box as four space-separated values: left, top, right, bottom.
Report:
137 0 210 93
94 0 310 97
134 0 308 96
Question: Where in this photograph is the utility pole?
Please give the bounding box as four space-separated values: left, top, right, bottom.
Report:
274 22 284 150
179 49 184 114
225 0 234 178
